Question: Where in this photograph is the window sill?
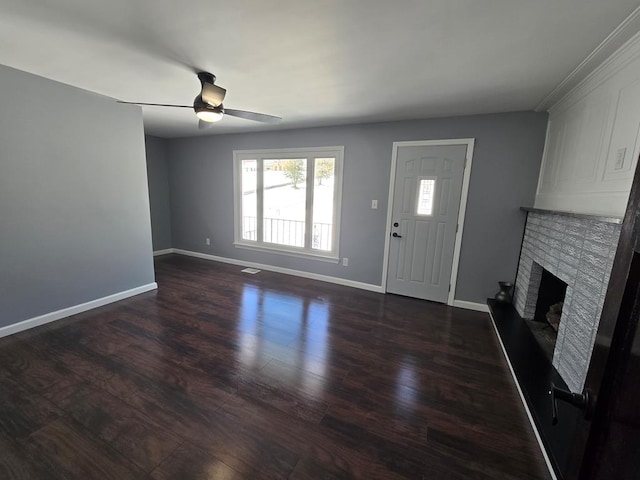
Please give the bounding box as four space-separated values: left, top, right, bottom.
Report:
234 242 340 264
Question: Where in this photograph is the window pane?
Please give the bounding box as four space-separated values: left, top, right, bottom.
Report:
241 160 257 240
263 159 307 247
235 147 343 259
312 158 335 251
416 179 435 215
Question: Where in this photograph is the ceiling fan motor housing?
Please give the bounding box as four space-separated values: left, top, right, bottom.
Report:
197 72 216 85
193 95 222 112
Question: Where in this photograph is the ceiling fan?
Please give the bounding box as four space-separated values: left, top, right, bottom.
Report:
118 72 281 128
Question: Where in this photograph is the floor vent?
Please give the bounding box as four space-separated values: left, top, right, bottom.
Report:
241 267 261 274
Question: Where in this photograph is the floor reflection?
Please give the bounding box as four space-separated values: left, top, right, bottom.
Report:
237 284 329 395
237 285 259 369
395 357 420 414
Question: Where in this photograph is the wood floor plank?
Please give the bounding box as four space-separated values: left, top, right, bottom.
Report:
162 404 300 479
0 432 56 480
288 456 352 480
0 338 76 393
56 383 183 472
0 254 551 479
150 443 245 480
23 417 149 479
0 376 62 440
94 364 232 438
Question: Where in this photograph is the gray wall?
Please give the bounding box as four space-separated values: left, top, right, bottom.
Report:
166 111 547 304
0 64 155 328
145 135 172 251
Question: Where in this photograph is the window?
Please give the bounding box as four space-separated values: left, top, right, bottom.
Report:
416 178 435 215
234 146 344 261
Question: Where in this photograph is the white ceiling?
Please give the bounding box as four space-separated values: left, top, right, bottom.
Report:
1 0 639 138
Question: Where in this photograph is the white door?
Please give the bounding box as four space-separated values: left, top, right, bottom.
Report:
386 143 468 302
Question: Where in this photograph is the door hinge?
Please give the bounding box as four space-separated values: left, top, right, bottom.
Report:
456 224 459 234
449 284 451 292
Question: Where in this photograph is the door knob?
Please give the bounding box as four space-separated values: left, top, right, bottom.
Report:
549 382 592 425
392 232 402 238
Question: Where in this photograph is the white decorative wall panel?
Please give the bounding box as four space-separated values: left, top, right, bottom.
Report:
536 32 640 216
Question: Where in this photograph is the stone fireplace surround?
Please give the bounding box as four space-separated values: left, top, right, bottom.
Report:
514 209 621 393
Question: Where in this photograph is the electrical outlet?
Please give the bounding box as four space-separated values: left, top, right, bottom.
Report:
615 148 626 170
371 200 378 209
205 237 211 246
342 257 349 266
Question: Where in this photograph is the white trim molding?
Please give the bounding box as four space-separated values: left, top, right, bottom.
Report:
0 283 158 339
536 5 640 112
233 243 339 263
547 28 640 117
381 138 476 307
534 191 632 218
452 300 490 313
153 249 173 256
161 249 486 312
172 249 384 293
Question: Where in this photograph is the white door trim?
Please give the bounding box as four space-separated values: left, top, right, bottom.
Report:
381 139 475 305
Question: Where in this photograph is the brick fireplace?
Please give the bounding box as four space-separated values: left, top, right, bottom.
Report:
514 209 621 392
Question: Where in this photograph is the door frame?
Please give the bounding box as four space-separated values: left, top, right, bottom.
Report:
381 139 475 305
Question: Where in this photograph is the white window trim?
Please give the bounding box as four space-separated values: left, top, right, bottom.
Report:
233 146 344 262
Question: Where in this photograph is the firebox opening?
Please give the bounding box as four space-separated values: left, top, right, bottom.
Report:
527 268 568 362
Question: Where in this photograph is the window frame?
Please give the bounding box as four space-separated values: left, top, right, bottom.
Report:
233 146 344 263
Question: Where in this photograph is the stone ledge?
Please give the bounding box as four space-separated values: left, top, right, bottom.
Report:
520 206 623 224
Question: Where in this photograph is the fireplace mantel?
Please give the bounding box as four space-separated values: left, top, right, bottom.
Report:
520 206 622 224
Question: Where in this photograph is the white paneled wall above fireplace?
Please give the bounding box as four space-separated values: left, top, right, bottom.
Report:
536 30 640 217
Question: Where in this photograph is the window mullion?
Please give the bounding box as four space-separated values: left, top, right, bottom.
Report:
257 158 264 244
304 158 314 250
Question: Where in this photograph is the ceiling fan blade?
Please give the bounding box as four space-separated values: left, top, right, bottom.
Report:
201 83 226 107
198 119 215 130
117 101 192 108
224 109 282 124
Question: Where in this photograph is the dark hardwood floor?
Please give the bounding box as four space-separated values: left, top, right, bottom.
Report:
0 254 551 479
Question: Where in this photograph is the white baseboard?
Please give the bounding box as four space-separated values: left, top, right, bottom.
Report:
153 248 174 256
452 300 490 313
0 283 158 339
171 248 384 293
488 310 557 480
167 249 493 307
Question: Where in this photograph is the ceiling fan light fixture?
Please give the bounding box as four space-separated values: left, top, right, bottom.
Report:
121 73 280 126
195 105 223 123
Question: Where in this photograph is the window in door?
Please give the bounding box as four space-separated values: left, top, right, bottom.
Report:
234 146 344 261
416 178 436 216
